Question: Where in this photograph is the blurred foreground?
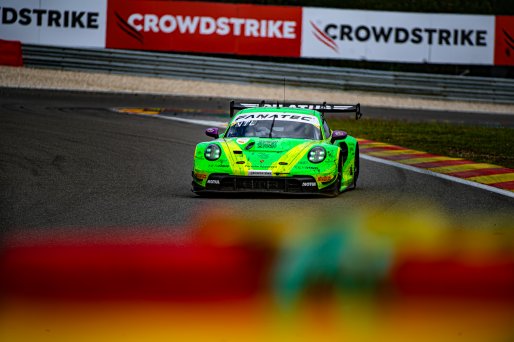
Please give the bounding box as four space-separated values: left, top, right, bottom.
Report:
1 205 513 342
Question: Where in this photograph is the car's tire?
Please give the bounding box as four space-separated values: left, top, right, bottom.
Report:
352 143 360 189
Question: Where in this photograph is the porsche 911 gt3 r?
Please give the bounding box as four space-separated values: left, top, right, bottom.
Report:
192 101 362 196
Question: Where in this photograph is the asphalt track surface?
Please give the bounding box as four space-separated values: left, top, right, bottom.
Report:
1 88 513 237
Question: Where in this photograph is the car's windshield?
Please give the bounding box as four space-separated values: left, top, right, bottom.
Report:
226 113 322 140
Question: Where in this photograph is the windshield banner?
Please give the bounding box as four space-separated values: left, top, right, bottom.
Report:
233 112 319 125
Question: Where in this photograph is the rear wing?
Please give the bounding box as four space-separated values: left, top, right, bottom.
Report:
229 101 363 120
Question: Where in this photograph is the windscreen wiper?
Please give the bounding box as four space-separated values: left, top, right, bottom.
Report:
269 114 277 138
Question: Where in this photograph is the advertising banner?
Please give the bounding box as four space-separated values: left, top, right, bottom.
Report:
0 0 107 48
1 0 511 67
106 0 302 57
301 8 495 65
0 39 23 66
494 16 514 66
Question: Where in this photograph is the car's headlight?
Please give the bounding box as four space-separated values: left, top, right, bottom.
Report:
308 146 326 163
205 144 221 161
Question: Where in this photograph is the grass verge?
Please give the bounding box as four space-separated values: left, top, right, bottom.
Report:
330 118 514 169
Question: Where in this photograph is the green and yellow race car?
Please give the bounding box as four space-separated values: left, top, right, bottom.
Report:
192 101 362 196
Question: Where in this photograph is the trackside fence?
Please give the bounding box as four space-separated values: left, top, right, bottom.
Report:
21 45 514 104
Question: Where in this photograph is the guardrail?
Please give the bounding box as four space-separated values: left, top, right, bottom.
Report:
21 44 514 104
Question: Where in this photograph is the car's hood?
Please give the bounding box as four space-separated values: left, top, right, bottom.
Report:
226 137 308 151
221 137 319 172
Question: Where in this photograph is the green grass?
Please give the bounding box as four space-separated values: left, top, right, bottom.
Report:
329 118 514 169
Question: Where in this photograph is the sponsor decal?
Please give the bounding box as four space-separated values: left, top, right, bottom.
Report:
240 103 353 110
106 0 302 57
317 175 333 182
298 166 320 171
494 16 514 66
302 182 317 187
236 138 250 144
257 140 278 149
0 0 107 47
234 112 318 125
302 8 495 65
207 179 220 184
248 170 272 176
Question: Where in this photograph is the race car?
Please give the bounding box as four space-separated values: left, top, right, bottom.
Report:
192 101 362 196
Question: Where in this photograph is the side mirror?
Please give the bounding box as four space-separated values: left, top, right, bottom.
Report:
205 127 219 139
331 130 347 143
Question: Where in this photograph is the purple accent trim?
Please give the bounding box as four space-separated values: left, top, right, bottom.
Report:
331 130 347 141
205 127 219 139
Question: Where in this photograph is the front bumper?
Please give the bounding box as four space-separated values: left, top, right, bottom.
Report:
192 173 337 196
